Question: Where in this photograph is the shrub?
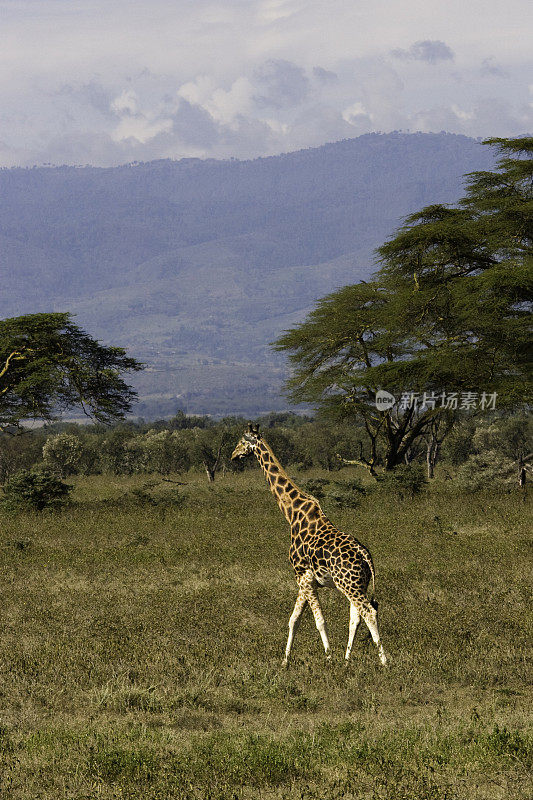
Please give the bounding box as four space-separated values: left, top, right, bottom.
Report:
1 468 72 511
326 479 366 508
135 430 191 474
42 433 83 477
301 478 330 499
0 431 44 482
302 477 366 508
376 464 428 498
454 451 516 493
127 485 186 510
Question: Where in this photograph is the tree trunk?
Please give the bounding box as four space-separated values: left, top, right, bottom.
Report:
202 442 223 482
426 441 435 479
338 433 380 477
203 462 216 482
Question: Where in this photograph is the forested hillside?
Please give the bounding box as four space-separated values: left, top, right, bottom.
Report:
0 132 495 416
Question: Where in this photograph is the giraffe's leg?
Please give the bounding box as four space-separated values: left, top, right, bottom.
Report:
361 603 387 666
344 602 361 661
303 579 331 661
281 591 307 667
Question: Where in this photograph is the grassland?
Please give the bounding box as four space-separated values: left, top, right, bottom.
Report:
0 468 531 799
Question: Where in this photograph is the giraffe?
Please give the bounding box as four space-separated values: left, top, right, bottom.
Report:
231 424 387 667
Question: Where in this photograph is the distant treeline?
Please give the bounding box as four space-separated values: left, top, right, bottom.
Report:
1 410 530 492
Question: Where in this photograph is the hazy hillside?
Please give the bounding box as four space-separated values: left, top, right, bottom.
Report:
0 132 495 416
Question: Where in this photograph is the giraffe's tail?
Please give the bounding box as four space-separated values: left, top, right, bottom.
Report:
362 550 376 597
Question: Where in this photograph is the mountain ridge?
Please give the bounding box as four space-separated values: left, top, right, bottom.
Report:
0 132 496 416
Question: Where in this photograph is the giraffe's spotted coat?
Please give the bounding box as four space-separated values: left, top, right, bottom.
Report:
231 427 387 666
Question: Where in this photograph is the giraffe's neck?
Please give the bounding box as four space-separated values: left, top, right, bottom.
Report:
254 440 307 524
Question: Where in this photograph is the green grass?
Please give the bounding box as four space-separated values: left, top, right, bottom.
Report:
0 469 531 799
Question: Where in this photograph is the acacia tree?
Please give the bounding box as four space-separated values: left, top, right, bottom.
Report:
377 136 532 408
186 425 241 482
0 312 143 431
275 136 532 473
275 281 450 472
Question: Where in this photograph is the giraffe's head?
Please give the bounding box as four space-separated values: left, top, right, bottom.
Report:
231 423 261 460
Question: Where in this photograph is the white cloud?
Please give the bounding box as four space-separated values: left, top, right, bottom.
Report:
111 89 139 116
178 75 255 128
177 76 216 110
111 116 174 145
342 102 372 124
451 104 475 121
258 0 303 24
0 0 530 166
209 78 255 126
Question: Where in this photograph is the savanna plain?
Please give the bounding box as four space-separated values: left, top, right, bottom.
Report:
0 468 531 800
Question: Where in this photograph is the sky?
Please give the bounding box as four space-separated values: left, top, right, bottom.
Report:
0 0 531 167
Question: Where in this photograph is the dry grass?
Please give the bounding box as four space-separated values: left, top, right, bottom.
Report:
0 468 531 799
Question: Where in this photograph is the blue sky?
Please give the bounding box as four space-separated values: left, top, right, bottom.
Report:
0 0 531 166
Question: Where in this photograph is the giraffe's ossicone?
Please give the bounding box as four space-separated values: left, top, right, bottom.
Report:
231 424 387 667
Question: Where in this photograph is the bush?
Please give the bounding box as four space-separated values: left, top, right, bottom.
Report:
302 477 366 508
0 468 72 511
126 485 186 511
326 479 367 508
137 430 191 474
0 431 44 482
455 451 516 493
301 478 330 499
42 433 83 477
376 464 427 498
